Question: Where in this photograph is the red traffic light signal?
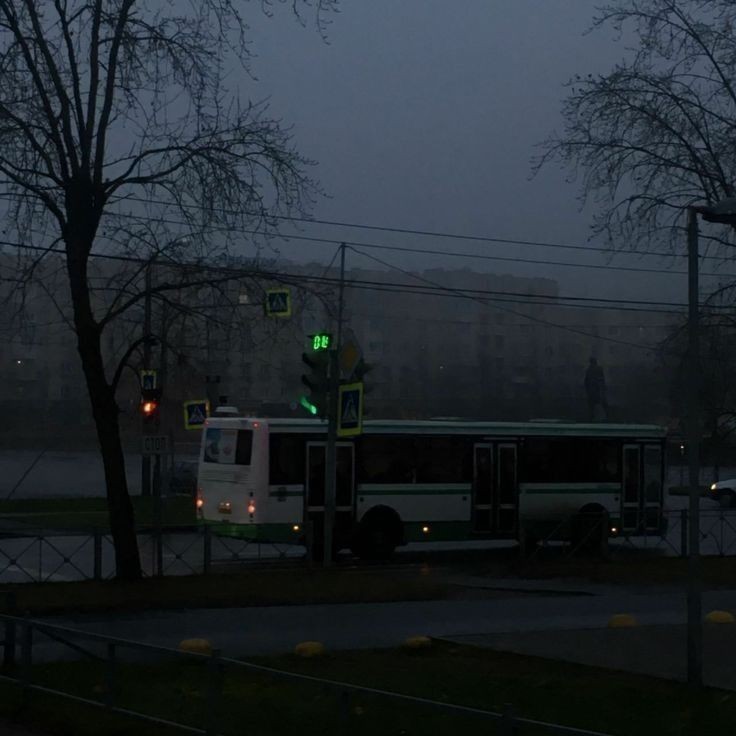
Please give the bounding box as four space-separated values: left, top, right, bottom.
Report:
141 399 159 417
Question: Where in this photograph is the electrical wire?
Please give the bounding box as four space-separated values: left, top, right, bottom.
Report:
1 239 724 312
109 193 736 263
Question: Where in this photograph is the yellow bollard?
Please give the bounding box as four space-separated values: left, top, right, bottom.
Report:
705 610 735 624
179 638 213 655
404 635 432 649
294 641 325 658
608 614 638 628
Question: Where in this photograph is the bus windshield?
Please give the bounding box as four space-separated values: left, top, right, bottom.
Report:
203 428 253 465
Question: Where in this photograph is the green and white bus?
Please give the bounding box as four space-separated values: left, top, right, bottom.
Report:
196 414 667 557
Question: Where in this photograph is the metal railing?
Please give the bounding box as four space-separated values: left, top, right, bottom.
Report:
0 525 302 584
525 507 736 560
3 507 736 583
0 613 614 736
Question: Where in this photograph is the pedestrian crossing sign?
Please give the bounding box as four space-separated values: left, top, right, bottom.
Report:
338 382 363 437
184 399 209 430
265 288 291 318
140 369 157 390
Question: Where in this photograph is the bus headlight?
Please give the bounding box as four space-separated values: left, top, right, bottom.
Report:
711 483 718 492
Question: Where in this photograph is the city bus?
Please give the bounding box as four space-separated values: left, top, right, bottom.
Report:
196 413 667 557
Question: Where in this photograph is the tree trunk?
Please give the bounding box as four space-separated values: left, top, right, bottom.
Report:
79 333 142 580
66 232 142 580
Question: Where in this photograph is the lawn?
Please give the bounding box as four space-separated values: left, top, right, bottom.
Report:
0 642 732 736
0 566 452 615
0 496 195 530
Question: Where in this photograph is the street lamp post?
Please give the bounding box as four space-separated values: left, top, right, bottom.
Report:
686 197 736 686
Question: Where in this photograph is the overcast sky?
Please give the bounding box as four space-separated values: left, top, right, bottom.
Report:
241 1 729 304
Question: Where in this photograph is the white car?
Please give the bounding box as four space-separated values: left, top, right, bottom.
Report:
708 479 736 508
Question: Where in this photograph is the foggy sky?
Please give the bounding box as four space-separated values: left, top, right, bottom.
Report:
240 1 732 305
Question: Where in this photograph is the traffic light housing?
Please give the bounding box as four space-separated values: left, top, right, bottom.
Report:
300 350 329 418
140 387 161 424
347 358 373 416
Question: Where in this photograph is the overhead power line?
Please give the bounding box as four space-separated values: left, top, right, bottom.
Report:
0 238 712 313
111 193 736 264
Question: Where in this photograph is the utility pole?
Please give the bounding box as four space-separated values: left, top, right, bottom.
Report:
687 206 702 686
683 198 736 686
323 243 346 567
141 261 153 497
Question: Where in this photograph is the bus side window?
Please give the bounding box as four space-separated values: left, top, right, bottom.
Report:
359 436 414 483
269 435 305 484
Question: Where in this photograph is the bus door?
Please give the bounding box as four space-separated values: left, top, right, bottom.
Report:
306 442 355 550
472 444 493 532
335 443 356 542
497 443 518 533
472 442 517 534
642 443 664 532
621 444 642 532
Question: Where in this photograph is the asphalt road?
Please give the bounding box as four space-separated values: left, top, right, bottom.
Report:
38 586 736 660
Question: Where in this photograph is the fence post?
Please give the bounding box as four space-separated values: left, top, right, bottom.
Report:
203 524 211 575
93 529 103 581
204 648 222 736
1 591 16 673
105 642 116 710
339 689 351 736
20 619 32 708
680 508 688 558
500 703 517 735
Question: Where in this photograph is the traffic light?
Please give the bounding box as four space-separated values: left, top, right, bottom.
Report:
140 387 161 424
300 350 329 418
352 358 374 415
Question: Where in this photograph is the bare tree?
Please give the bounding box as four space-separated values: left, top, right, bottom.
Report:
0 1 336 579
534 0 736 253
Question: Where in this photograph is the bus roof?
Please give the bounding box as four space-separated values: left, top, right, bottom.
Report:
209 417 666 439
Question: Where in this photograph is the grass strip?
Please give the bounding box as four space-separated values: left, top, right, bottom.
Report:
0 567 450 615
0 642 733 736
0 496 195 530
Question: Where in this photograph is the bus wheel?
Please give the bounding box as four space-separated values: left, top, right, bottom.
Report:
353 507 402 561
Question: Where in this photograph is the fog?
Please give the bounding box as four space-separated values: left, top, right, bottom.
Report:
232 0 733 305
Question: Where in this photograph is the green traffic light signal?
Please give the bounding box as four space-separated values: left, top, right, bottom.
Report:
300 350 329 418
299 395 318 415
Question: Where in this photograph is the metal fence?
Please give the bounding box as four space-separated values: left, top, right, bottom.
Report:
0 612 614 736
3 507 736 583
522 507 736 561
0 525 303 584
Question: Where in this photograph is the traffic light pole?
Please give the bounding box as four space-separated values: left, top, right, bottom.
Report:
323 243 346 567
141 261 152 497
686 207 702 686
